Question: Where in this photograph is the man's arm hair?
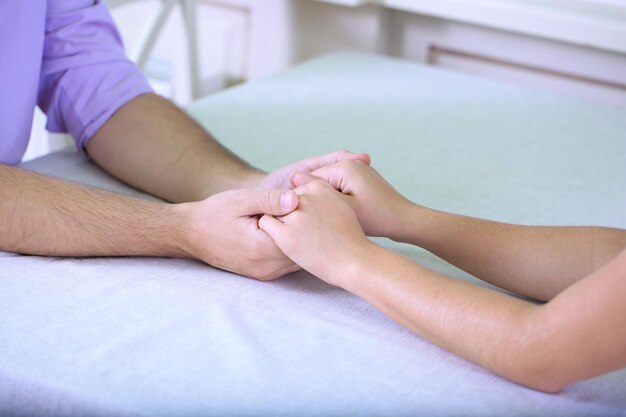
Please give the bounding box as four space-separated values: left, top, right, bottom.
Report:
0 164 183 257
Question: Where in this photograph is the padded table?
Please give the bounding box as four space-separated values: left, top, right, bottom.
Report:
2 52 625 416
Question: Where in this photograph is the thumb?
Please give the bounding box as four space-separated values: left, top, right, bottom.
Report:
235 189 298 216
290 171 319 188
259 214 284 239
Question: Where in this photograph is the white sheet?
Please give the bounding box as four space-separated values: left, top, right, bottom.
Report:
2 52 625 416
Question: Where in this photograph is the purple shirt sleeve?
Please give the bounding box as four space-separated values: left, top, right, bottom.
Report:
37 0 153 152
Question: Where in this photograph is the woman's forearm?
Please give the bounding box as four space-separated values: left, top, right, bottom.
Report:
342 244 626 392
257 177 626 391
0 164 184 257
343 244 554 390
391 203 626 301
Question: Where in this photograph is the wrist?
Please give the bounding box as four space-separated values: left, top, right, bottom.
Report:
111 200 193 259
340 241 386 293
392 203 445 249
231 170 266 190
386 201 423 243
168 202 200 259
195 169 265 200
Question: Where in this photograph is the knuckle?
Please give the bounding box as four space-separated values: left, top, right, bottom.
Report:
309 180 326 191
343 159 363 175
259 192 275 213
338 159 356 170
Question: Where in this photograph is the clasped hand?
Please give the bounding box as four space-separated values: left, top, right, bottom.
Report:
175 151 374 280
259 159 413 287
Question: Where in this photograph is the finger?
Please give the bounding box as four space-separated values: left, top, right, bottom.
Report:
290 177 337 197
279 262 302 276
234 189 299 217
260 261 302 281
350 152 372 166
258 214 286 241
297 150 371 174
296 164 346 193
289 171 319 187
325 150 371 167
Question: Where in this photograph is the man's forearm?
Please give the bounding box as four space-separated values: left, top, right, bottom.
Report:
0 164 185 257
394 203 626 301
86 94 262 203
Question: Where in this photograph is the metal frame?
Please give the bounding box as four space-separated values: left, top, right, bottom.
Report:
106 0 202 99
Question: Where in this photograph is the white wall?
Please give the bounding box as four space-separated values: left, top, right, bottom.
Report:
287 0 626 106
24 0 626 162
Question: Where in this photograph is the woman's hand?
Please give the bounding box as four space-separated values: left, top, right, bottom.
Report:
258 180 373 288
290 160 414 240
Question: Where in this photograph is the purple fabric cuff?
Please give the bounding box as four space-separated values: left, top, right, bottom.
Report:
46 64 153 152
38 0 154 153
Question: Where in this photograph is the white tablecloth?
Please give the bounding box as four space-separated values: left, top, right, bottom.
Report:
2 52 625 416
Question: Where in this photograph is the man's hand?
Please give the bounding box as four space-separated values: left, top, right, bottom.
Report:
176 188 302 280
291 160 413 240
243 150 372 191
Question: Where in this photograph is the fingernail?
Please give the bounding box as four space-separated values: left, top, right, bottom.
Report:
280 192 292 210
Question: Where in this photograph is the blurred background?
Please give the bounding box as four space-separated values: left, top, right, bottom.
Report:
24 0 626 161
